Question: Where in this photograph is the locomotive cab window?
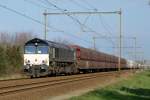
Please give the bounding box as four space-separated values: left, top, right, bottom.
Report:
25 46 36 54
25 46 49 54
37 46 49 54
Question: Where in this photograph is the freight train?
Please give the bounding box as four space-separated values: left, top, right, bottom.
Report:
23 38 127 78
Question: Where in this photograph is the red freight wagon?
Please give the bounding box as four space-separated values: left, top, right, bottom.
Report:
70 45 127 71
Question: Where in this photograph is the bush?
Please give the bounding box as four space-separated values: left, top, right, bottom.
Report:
0 46 7 74
0 32 33 76
0 45 23 75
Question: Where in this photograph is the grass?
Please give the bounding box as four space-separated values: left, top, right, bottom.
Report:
70 70 150 100
0 73 27 80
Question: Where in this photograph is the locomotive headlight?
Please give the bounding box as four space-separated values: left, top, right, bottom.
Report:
42 60 45 64
40 66 44 69
27 60 30 63
25 59 30 64
42 59 48 64
26 66 30 69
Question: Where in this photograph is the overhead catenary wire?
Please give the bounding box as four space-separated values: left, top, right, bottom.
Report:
98 15 115 37
81 15 91 31
44 0 93 33
24 0 59 10
69 0 115 44
80 0 115 44
45 0 115 45
0 3 62 32
0 3 92 45
80 0 98 11
45 0 68 11
70 0 94 11
38 0 67 11
25 0 93 45
25 0 117 46
98 15 116 45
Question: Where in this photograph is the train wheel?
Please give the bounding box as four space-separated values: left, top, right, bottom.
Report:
30 75 33 79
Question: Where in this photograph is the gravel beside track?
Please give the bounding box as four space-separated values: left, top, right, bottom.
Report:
0 70 134 100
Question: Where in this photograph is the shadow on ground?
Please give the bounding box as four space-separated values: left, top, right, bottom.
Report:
91 87 150 100
121 87 150 97
147 73 150 77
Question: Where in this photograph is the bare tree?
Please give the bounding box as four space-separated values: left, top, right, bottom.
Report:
0 32 8 45
53 37 72 45
14 32 33 46
0 32 34 46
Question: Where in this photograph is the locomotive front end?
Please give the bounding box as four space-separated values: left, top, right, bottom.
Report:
24 38 49 77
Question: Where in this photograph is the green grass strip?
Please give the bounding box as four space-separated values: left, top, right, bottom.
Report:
70 70 150 100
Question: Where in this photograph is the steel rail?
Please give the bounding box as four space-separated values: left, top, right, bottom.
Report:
0 71 122 96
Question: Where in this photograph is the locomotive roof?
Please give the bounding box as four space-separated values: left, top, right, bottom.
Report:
25 38 72 49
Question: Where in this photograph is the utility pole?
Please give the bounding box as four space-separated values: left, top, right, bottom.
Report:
93 37 96 50
44 10 47 40
128 37 137 69
43 10 122 71
133 37 137 62
133 37 137 67
118 8 122 71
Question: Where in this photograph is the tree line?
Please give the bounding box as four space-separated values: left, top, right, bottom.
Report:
0 32 33 76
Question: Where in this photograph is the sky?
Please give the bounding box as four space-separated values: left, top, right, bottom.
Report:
0 0 150 60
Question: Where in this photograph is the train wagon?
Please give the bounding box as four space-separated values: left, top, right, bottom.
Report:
23 38 127 78
70 45 127 72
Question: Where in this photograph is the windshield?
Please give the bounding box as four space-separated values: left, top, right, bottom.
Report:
37 46 49 54
25 46 49 54
25 46 36 54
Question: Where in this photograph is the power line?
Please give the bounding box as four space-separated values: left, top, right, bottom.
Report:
41 0 94 44
68 0 115 44
25 0 94 45
44 0 94 34
80 0 98 11
81 15 91 31
70 0 94 10
98 15 115 44
0 3 92 45
38 0 65 11
98 15 115 36
24 0 117 46
45 0 67 11
45 0 115 45
0 3 63 32
25 0 117 46
24 0 59 10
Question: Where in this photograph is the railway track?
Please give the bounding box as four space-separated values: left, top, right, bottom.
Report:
0 71 128 96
